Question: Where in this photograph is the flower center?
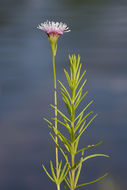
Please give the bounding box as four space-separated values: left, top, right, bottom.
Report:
48 33 60 44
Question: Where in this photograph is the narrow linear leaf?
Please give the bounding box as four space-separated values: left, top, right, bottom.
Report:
47 125 52 129
58 80 71 101
64 177 71 189
58 129 71 144
75 55 80 73
74 89 82 109
74 114 97 146
50 131 70 154
75 79 87 100
76 63 82 83
50 104 71 123
50 130 59 145
74 121 86 151
83 154 109 163
74 151 84 187
75 111 93 133
62 97 71 116
59 163 69 182
42 164 55 182
63 181 69 190
69 55 73 66
75 91 88 109
79 120 86 133
50 132 69 163
76 173 108 188
75 69 86 89
58 160 62 178
78 114 98 138
52 118 67 127
64 69 72 88
61 90 71 109
75 112 83 130
43 118 54 127
62 165 70 182
52 118 71 134
76 141 103 155
68 170 72 183
75 100 94 122
61 92 71 115
50 161 57 182
56 130 71 153
66 176 71 187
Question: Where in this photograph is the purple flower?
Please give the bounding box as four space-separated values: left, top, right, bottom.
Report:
37 21 70 43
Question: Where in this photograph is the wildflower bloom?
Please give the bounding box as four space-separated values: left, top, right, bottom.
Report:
37 21 70 44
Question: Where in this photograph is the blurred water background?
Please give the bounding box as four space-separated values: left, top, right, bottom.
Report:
0 0 127 189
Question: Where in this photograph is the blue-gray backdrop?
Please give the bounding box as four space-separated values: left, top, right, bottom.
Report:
0 0 127 189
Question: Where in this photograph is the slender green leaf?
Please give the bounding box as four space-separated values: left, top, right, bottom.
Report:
83 154 109 163
74 121 86 151
74 114 97 149
75 111 93 133
75 79 87 101
68 170 72 182
43 118 54 127
47 125 52 129
59 163 69 182
79 114 98 137
58 129 71 144
76 63 82 83
62 97 71 116
74 89 82 108
58 80 71 101
76 141 103 155
61 89 71 110
49 132 58 147
62 165 70 182
42 164 55 182
64 69 72 88
49 132 69 163
75 69 86 89
74 151 84 187
50 104 71 123
52 118 71 134
64 177 70 189
50 161 57 182
75 91 88 109
75 62 81 79
76 173 108 188
75 112 83 130
52 118 66 127
58 160 62 178
79 120 86 133
57 131 71 153
61 92 71 115
75 100 94 121
66 176 71 187
61 91 71 108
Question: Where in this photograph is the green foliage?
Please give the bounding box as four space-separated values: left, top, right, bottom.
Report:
43 54 109 190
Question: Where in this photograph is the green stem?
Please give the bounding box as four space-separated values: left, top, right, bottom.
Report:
71 90 76 190
51 42 60 190
57 184 60 190
71 140 75 190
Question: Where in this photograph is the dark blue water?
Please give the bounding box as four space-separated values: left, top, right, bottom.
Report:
0 0 127 189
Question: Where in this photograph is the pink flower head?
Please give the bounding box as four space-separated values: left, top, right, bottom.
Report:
37 21 70 43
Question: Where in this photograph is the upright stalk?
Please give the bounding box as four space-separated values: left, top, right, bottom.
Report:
71 89 76 190
51 42 60 190
71 136 75 190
